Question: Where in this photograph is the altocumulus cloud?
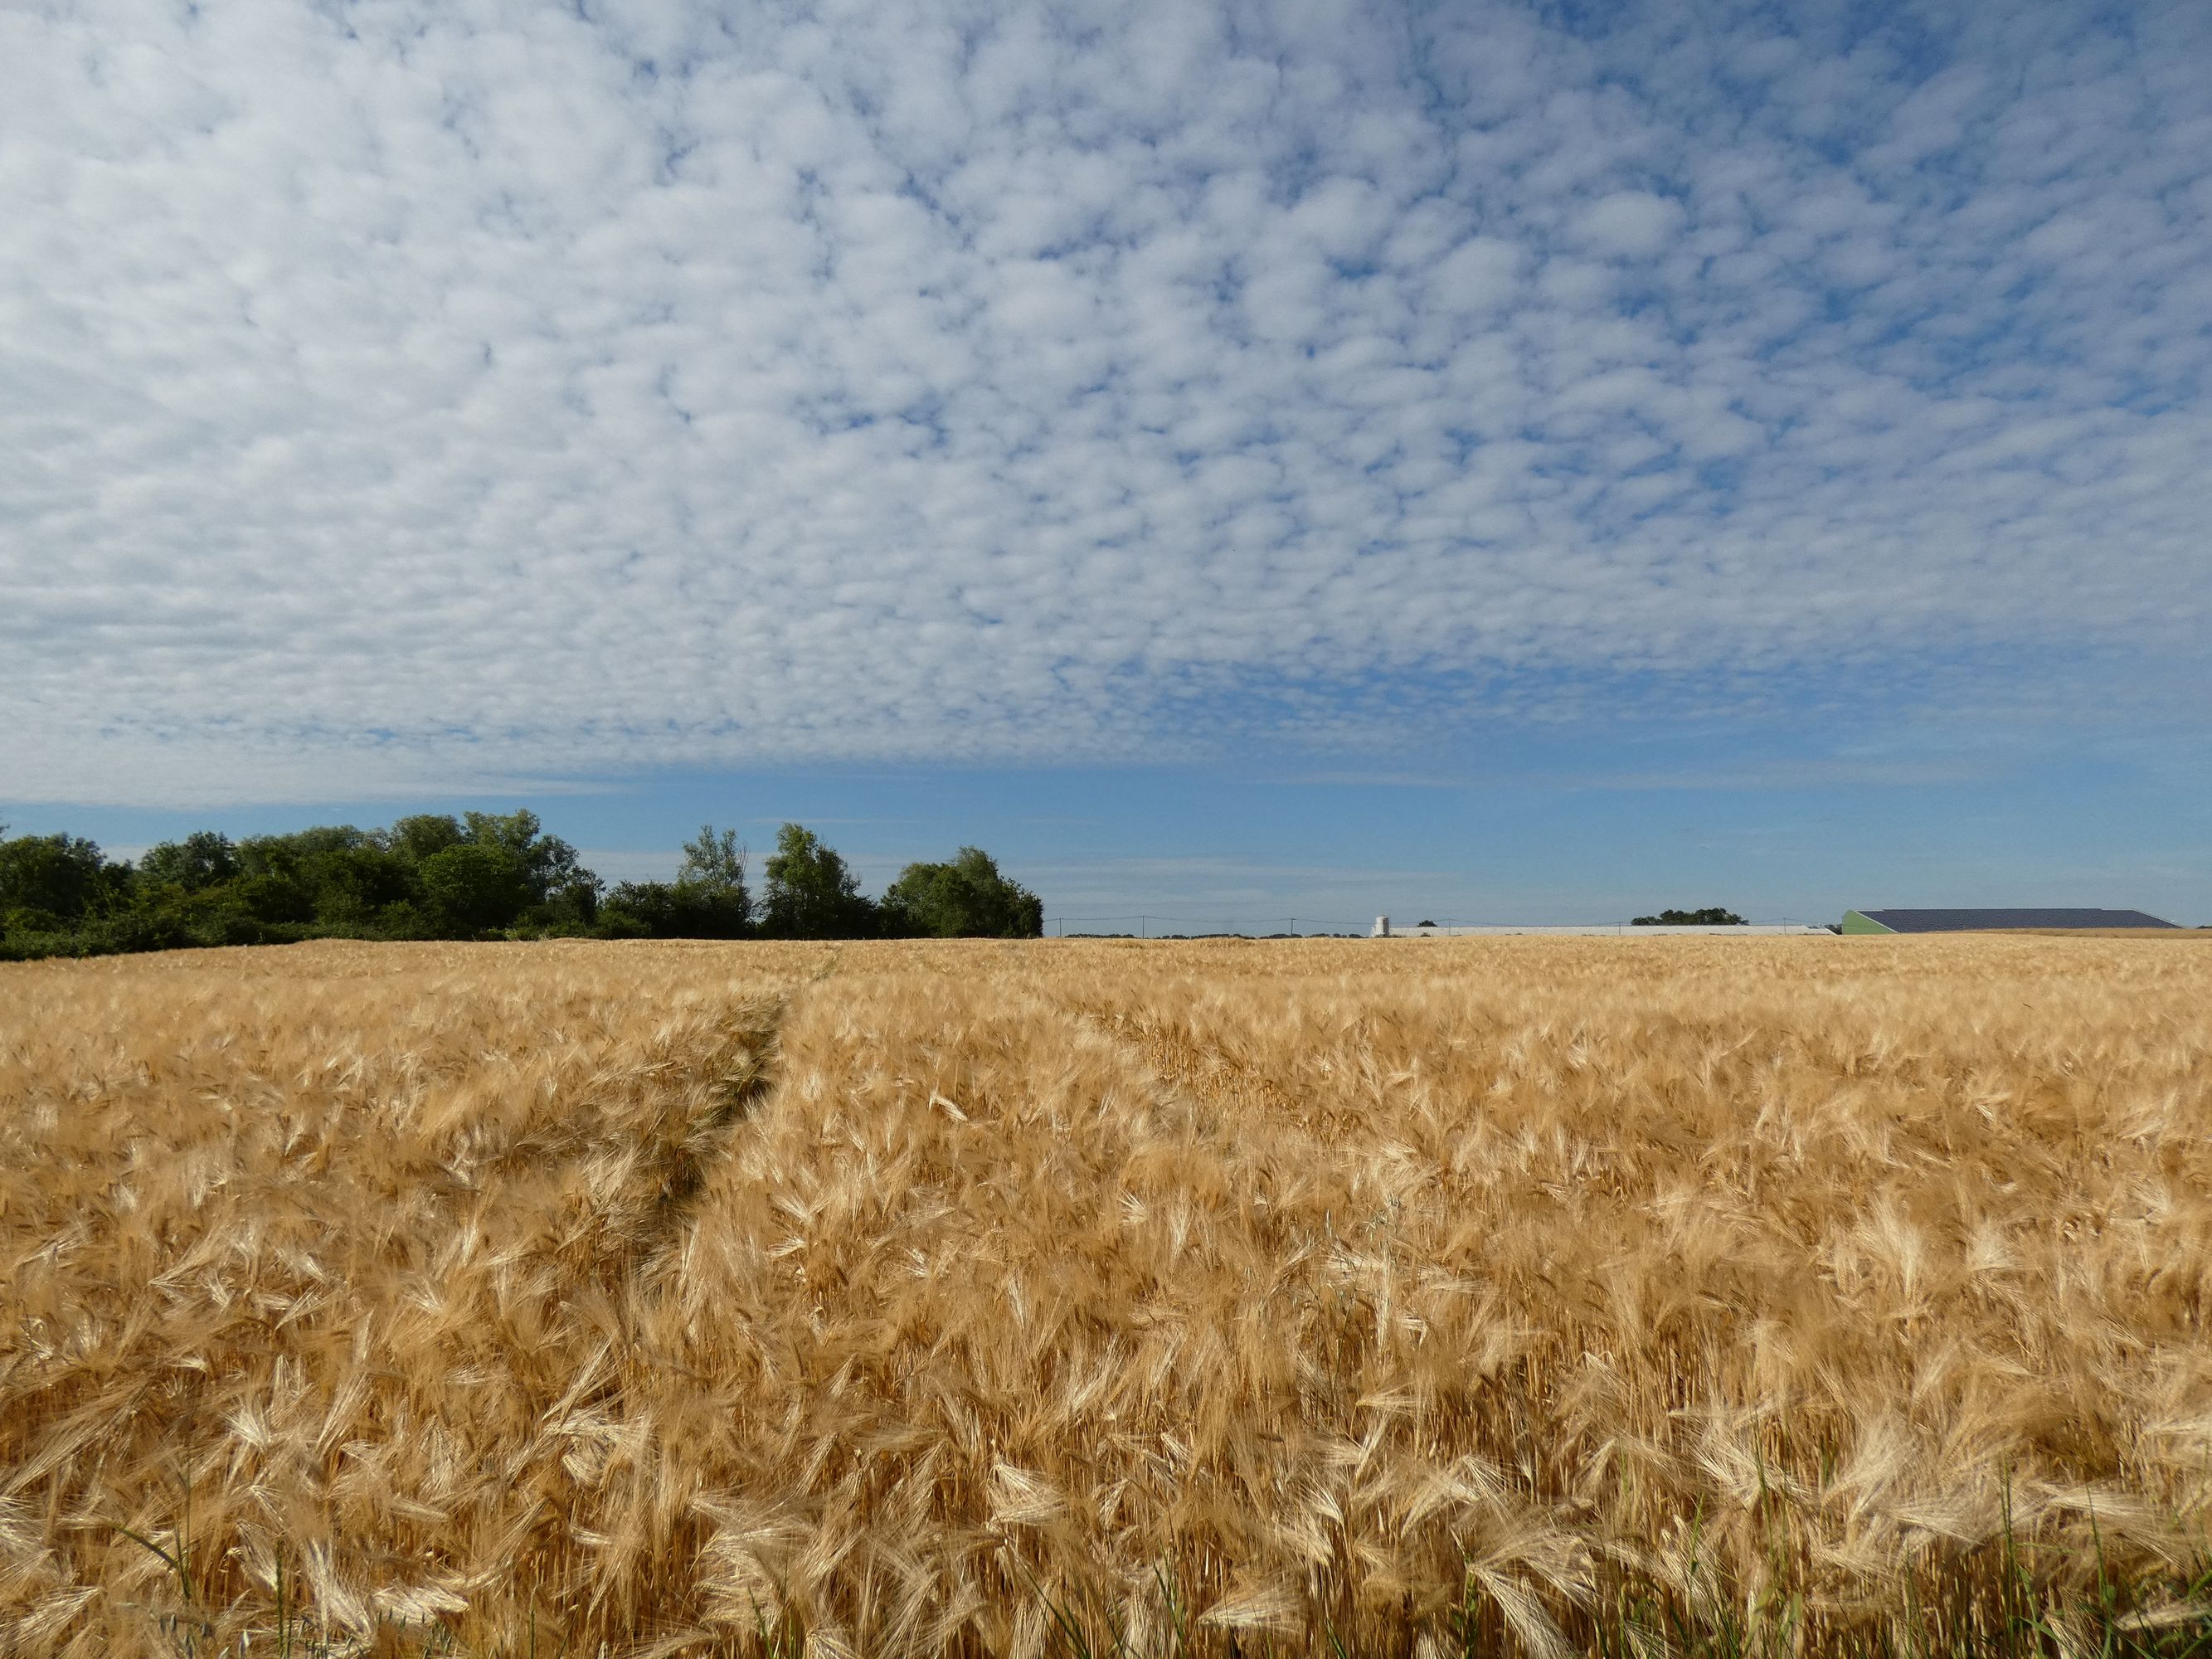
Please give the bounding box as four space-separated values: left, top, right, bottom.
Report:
3 0 2210 805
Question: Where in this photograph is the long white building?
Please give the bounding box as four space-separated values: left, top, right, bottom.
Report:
1371 917 1833 937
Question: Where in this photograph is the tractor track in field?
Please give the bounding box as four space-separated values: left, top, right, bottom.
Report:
637 948 847 1274
651 997 786 1218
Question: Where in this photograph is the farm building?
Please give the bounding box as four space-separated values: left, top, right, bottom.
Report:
1840 907 2180 933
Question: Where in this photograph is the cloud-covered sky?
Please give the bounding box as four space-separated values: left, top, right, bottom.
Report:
4 0 2210 830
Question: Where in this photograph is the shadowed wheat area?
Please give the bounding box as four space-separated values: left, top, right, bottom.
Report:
3 937 2210 1657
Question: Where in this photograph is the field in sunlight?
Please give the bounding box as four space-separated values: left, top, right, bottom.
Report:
3 935 2210 1657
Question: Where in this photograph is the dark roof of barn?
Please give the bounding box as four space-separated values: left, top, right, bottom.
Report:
1856 907 2179 932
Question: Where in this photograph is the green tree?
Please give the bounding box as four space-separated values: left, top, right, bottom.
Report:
461 810 587 903
594 823 751 939
226 827 410 932
680 824 747 893
416 844 528 937
635 823 751 936
882 847 1043 937
761 823 874 939
1631 907 1747 926
2 809 621 958
459 810 601 927
299 838 416 927
138 831 240 893
533 870 604 930
600 878 745 938
0 830 123 922
384 814 466 864
141 885 278 946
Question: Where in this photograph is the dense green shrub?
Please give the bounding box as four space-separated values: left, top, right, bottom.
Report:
882 847 1043 937
601 879 751 938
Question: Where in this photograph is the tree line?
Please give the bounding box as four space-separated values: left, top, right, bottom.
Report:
0 813 1043 961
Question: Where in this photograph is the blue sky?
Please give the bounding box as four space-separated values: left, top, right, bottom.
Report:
4 1 2209 926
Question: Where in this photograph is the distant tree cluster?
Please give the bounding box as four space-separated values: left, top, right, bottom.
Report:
1631 907 1748 926
0 815 1043 961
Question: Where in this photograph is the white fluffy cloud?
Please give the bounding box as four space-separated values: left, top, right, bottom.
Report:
2 0 2208 804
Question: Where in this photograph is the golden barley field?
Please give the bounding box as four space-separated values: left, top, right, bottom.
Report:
3 935 2210 1659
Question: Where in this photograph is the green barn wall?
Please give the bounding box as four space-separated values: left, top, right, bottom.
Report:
1840 910 1897 934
